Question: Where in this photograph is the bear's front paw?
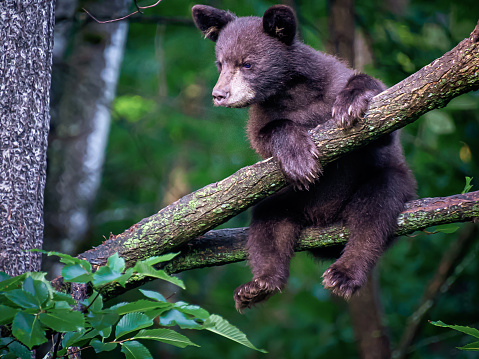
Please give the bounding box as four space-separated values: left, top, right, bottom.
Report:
234 277 281 312
322 262 367 300
277 139 321 191
332 90 375 130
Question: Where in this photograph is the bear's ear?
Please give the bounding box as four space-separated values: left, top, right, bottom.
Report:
192 5 236 42
262 5 297 45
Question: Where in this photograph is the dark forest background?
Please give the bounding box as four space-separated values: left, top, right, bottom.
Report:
44 0 479 357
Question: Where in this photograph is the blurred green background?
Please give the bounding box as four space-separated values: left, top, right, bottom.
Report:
46 0 479 357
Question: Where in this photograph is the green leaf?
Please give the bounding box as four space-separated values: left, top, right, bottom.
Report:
0 273 25 291
159 309 203 330
121 340 152 359
430 321 479 338
141 253 180 266
139 289 166 302
109 299 172 315
30 249 91 271
133 328 199 348
0 338 30 359
424 110 455 134
12 312 47 349
4 289 42 309
205 314 267 353
132 262 185 289
22 277 49 307
115 312 153 339
0 272 11 281
90 338 118 353
107 252 126 272
0 305 20 325
39 309 85 332
434 224 460 234
86 311 119 331
458 340 479 351
174 302 210 320
62 329 100 348
82 290 104 312
92 266 124 287
52 291 76 305
62 263 93 283
462 176 473 194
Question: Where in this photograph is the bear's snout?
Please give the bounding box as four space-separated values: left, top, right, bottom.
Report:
212 87 229 106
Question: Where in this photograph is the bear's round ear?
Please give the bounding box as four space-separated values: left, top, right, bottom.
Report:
192 5 236 42
262 5 297 45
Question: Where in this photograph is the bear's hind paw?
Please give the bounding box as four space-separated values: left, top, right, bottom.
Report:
234 277 281 312
322 263 366 300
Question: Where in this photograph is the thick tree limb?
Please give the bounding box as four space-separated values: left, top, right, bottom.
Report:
78 21 479 271
77 191 479 301
50 22 479 299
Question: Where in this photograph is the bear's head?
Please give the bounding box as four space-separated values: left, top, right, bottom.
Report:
192 5 298 108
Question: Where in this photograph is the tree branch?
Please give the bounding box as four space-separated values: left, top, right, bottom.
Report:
78 191 479 301
52 21 479 299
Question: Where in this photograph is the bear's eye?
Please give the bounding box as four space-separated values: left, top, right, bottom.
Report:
242 62 252 69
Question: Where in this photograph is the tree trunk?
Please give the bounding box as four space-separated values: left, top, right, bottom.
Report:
44 0 130 271
0 0 55 276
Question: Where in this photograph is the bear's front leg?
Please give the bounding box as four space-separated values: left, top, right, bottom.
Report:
258 119 321 190
332 73 386 129
234 189 303 311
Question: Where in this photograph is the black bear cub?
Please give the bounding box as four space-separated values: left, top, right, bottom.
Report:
192 4 416 311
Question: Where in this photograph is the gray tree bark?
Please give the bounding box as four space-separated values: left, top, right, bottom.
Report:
44 0 131 270
0 0 55 276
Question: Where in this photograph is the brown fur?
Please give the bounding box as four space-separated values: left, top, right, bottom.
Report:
192 4 416 311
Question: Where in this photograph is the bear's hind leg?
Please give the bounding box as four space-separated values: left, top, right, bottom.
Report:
322 166 415 299
234 194 303 311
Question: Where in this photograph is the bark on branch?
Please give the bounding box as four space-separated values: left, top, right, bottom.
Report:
51 21 479 299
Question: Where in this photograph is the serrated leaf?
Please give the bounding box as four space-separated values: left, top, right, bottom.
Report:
139 289 166 302
0 338 30 359
62 264 93 283
109 299 172 315
4 289 42 309
22 277 49 307
205 314 267 353
39 309 85 332
121 340 152 359
115 312 153 339
86 311 119 331
159 309 203 329
90 338 117 353
0 305 20 325
52 291 76 305
458 340 479 351
133 328 199 348
12 312 47 349
430 321 479 338
133 262 185 289
62 329 99 349
0 273 24 292
174 302 210 320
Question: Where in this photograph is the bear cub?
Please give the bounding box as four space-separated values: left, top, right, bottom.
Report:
192 4 416 311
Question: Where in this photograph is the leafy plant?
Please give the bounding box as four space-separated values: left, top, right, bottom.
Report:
0 252 266 358
429 321 479 351
462 176 474 194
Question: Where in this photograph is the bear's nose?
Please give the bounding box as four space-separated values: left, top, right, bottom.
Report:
212 88 229 106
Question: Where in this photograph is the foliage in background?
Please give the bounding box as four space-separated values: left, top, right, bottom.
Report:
0 252 264 358
46 0 479 357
